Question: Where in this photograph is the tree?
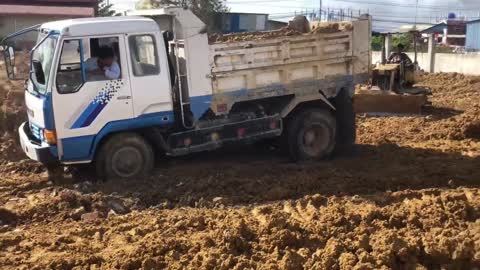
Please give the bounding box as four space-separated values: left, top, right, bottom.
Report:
393 34 413 52
95 0 121 17
371 35 383 51
136 0 229 30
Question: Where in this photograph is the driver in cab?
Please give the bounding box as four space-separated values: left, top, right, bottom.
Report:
85 46 120 80
387 44 413 66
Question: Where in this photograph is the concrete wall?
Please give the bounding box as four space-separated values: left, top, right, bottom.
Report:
372 51 480 75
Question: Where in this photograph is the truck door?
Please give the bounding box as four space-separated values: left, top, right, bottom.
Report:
126 33 173 118
52 35 133 161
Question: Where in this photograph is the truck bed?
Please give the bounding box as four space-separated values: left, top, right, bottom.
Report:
207 19 371 114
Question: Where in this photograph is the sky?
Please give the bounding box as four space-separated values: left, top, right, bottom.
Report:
110 0 480 31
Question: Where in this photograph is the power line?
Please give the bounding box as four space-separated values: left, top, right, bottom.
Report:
329 0 480 11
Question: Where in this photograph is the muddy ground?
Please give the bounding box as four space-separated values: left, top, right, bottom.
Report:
0 67 479 269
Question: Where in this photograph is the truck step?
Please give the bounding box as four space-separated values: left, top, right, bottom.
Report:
166 115 282 157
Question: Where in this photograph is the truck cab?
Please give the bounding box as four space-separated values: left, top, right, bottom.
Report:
13 17 174 168
3 9 369 179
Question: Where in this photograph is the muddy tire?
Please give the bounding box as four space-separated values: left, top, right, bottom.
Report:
287 109 336 161
95 133 154 180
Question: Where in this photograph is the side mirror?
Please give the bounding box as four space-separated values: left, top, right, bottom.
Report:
3 46 17 79
32 60 45 85
8 46 14 62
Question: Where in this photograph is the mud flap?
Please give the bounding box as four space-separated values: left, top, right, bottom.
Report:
333 88 356 146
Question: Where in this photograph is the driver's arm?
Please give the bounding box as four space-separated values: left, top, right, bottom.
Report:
401 53 413 65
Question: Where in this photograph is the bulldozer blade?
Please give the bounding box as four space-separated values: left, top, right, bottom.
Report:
354 90 428 115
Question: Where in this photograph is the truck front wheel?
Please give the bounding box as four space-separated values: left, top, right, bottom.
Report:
287 109 336 161
96 133 154 180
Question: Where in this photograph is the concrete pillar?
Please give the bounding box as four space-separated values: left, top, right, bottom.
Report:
442 27 448 45
427 34 436 73
385 33 393 58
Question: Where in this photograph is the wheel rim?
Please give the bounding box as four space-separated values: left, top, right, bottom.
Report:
110 146 143 178
299 124 330 158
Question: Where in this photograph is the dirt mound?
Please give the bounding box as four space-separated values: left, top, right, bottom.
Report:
359 72 480 145
311 21 353 34
1 188 479 269
209 21 353 43
0 58 30 167
209 26 302 43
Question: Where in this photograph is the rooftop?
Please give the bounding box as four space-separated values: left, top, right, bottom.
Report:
41 16 160 36
0 4 94 17
1 0 96 6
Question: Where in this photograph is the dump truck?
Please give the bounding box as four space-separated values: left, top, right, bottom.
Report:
2 8 371 179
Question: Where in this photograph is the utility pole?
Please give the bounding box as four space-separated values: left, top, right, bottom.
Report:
319 0 322 21
414 0 419 28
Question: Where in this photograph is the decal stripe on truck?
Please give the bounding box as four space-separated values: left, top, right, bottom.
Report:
70 80 124 129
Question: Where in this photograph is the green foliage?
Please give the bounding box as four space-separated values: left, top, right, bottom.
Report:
136 0 229 30
371 33 414 52
393 34 413 51
95 0 121 17
371 35 383 51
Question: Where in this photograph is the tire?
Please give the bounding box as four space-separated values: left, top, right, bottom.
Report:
286 108 336 161
334 88 356 146
95 133 154 180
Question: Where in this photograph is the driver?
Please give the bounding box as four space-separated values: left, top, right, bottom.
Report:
387 44 413 66
85 46 120 80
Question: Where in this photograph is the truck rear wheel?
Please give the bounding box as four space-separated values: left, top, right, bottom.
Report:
96 133 154 180
287 109 336 161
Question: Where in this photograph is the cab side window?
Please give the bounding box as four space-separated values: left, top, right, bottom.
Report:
56 39 84 94
85 37 122 81
129 35 160 76
56 37 122 94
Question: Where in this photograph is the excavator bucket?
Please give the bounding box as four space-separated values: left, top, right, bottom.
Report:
355 62 429 115
354 88 428 115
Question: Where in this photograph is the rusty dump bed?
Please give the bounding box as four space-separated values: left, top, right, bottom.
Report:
206 19 372 115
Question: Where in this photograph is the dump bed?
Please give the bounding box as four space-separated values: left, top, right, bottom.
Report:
207 18 371 114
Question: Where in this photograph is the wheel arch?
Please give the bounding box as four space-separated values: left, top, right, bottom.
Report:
281 94 335 119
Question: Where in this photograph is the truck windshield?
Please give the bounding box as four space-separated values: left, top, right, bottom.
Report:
30 33 57 95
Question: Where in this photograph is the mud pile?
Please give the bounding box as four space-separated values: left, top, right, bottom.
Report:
0 71 480 269
310 21 353 34
0 58 31 170
209 21 353 43
358 73 480 147
209 26 302 43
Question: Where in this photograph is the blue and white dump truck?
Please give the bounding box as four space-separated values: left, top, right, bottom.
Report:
2 8 371 179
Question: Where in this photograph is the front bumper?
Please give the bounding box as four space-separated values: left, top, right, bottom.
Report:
19 122 58 165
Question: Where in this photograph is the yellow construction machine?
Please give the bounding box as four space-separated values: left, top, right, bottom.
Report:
355 31 429 114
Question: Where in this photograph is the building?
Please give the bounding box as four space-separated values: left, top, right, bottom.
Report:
421 20 467 46
466 19 480 52
0 0 96 47
214 12 268 33
267 20 288 31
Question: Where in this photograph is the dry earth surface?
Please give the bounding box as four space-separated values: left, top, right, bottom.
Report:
0 59 479 269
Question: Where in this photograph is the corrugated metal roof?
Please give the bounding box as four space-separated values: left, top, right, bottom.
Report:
467 19 480 25
2 0 96 5
0 4 93 16
421 23 447 33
